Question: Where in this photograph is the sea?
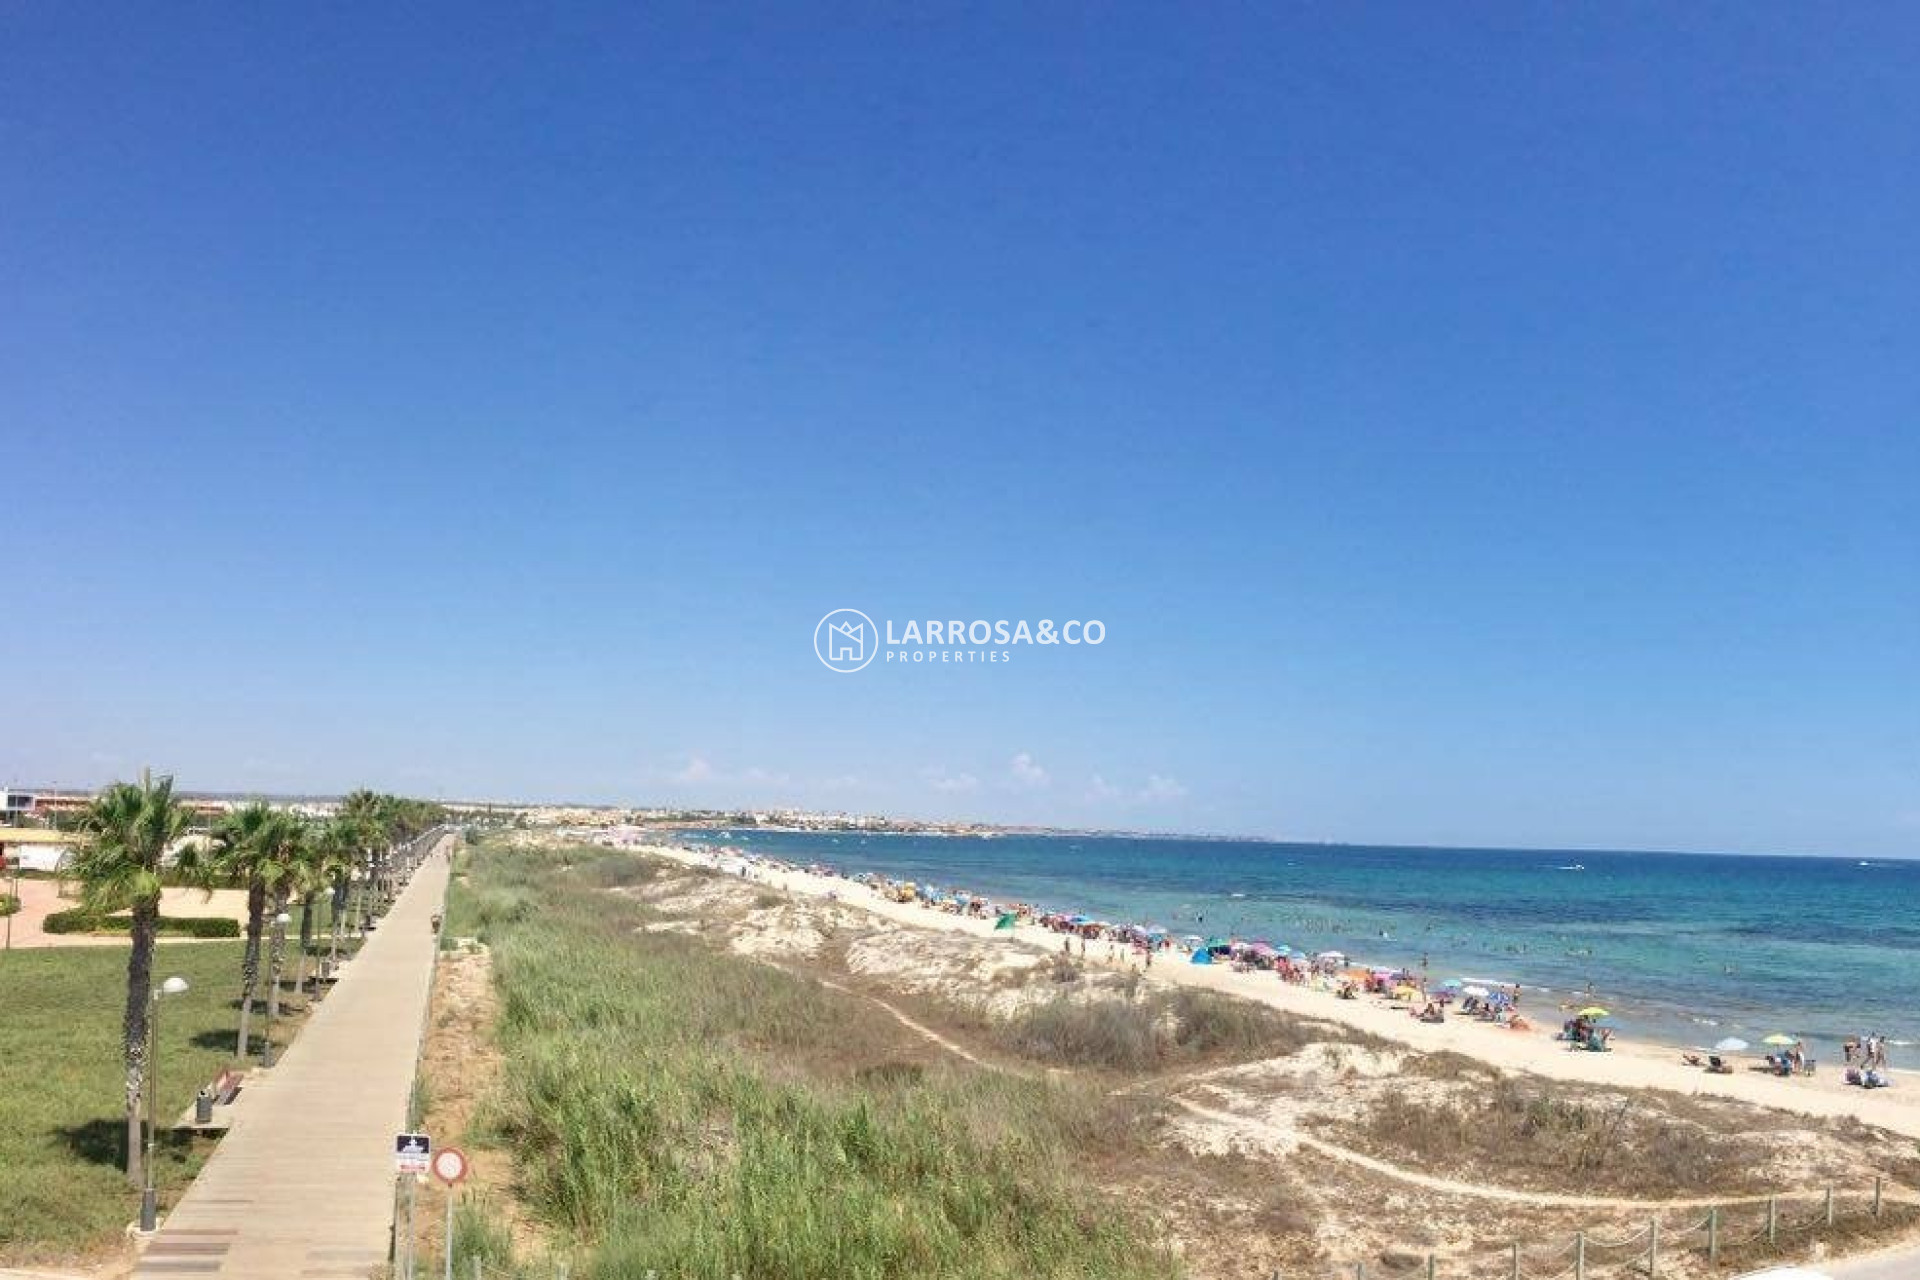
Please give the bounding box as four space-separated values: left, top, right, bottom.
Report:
675 829 1920 1065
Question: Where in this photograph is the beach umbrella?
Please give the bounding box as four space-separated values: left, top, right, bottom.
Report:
1576 1006 1610 1019
1762 1033 1799 1047
1438 978 1464 990
1463 985 1490 999
1713 1037 1750 1052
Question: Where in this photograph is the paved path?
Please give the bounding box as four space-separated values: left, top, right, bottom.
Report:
133 840 451 1280
1829 1239 1920 1278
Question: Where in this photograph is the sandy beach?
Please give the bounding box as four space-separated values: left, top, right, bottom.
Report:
642 840 1920 1143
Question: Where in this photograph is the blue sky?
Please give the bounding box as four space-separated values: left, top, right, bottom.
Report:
3 6 1916 855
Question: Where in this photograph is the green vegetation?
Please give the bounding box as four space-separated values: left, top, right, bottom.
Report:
65 772 194 1186
41 910 241 939
454 842 1180 1279
995 986 1353 1072
208 803 296 1059
0 942 249 1261
0 777 444 1262
0 892 18 917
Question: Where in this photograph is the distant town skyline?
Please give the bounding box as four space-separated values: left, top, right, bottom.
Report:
6 7 1916 858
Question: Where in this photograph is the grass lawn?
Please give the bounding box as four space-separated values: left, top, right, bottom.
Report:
0 939 316 1264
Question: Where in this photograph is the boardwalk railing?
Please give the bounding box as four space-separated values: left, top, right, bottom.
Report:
1317 1176 1909 1278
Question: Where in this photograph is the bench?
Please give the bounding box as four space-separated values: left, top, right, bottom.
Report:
209 1067 242 1105
172 1068 244 1131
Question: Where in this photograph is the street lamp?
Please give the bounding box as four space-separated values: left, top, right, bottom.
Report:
140 975 191 1232
262 911 291 1067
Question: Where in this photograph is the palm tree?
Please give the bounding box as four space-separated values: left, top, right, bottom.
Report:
264 820 309 1025
68 771 192 1186
339 789 386 921
209 804 299 1060
313 816 363 971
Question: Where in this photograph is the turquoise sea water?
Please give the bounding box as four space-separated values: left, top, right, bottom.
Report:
677 830 1920 1063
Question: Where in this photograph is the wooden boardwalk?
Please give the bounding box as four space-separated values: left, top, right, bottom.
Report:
135 842 450 1279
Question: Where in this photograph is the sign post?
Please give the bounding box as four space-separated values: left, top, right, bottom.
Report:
431 1147 469 1280
395 1132 432 1174
395 1133 431 1280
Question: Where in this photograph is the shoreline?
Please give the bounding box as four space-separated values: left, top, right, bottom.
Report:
639 840 1920 1143
670 829 1917 1062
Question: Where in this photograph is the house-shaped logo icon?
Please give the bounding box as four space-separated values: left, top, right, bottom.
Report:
829 620 864 662
814 608 879 673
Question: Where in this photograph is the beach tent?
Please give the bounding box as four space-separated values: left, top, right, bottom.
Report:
1190 949 1213 965
994 913 1017 930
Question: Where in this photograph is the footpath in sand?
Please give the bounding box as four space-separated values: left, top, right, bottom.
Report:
130 839 451 1280
645 842 1920 1144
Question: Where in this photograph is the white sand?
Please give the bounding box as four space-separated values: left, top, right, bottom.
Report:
647 842 1920 1142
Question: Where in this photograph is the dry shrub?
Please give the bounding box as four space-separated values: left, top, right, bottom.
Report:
1341 1081 1772 1196
997 988 1362 1071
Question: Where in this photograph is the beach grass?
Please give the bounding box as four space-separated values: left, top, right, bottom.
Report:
0 942 246 1262
1334 1079 1920 1199
995 984 1360 1072
453 842 1181 1279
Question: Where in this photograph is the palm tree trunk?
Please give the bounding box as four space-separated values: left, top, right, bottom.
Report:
123 898 159 1185
237 881 265 1060
267 891 289 1022
296 890 316 996
329 872 347 965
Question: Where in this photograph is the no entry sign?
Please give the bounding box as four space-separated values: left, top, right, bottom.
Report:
431 1146 469 1185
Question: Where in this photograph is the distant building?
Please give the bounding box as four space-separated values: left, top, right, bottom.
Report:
0 828 78 872
1 789 33 824
31 792 93 818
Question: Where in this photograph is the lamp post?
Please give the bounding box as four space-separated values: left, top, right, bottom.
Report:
141 975 191 1232
262 911 291 1067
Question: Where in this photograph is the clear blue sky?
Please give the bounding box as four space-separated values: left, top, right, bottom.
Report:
4 6 1916 856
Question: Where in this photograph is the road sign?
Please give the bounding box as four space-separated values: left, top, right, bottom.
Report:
395 1132 431 1174
430 1146 469 1186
